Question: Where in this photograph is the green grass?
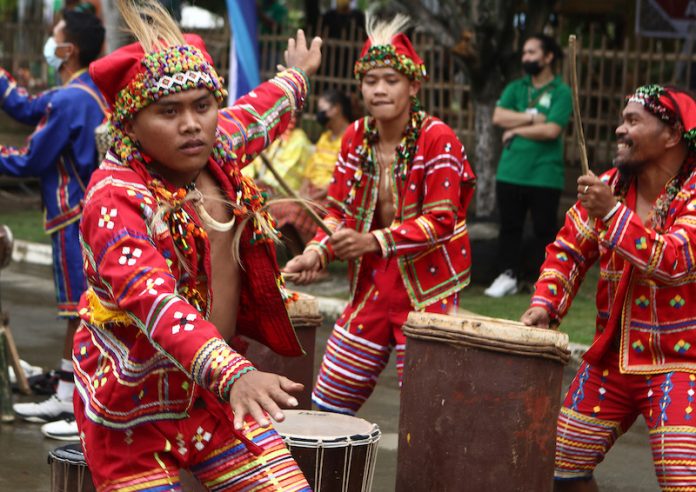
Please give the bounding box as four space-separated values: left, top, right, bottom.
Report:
460 266 600 346
0 208 48 244
0 205 600 345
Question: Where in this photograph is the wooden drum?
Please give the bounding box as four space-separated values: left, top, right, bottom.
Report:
274 410 381 492
48 444 96 492
243 292 322 409
397 311 570 492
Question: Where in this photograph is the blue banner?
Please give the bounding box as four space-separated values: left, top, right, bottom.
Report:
226 0 260 103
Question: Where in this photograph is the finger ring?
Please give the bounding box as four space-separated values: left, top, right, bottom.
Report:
583 185 589 194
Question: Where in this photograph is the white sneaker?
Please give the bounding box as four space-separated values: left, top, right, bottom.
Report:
484 270 518 298
13 394 74 423
41 417 79 441
9 359 43 384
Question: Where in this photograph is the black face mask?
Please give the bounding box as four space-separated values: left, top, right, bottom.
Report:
522 61 543 76
316 110 329 127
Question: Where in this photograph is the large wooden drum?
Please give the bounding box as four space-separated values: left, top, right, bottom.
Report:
397 311 570 492
243 292 322 409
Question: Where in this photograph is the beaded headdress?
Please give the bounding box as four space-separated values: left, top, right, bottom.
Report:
354 14 427 81
90 37 226 124
627 84 696 152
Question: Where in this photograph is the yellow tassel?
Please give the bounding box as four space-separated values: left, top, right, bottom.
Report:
85 288 132 326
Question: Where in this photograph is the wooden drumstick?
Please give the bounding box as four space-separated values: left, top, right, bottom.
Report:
1 314 30 395
258 153 333 236
569 35 590 176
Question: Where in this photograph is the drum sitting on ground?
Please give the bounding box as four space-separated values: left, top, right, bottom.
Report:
48 443 96 492
274 410 381 492
397 311 570 492
243 292 321 409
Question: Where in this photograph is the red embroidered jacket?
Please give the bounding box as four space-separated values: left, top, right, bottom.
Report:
532 166 696 374
307 115 476 310
74 77 304 428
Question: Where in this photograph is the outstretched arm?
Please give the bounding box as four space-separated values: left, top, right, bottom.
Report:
217 30 322 166
0 68 54 126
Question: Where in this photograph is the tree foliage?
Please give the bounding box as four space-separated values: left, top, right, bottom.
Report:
395 0 557 217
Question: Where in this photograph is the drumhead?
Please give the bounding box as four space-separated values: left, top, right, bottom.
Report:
406 311 569 350
48 443 87 465
286 292 320 318
274 410 381 448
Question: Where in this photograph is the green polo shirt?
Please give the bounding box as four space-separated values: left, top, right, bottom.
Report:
496 75 572 190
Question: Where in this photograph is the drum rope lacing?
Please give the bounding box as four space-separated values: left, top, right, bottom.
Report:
283 427 381 491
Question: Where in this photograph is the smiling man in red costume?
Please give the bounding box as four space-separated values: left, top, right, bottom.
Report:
523 84 696 491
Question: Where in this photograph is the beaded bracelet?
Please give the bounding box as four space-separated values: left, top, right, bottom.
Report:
220 365 256 400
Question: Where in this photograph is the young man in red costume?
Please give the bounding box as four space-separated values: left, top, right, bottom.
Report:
285 14 476 415
522 85 696 491
72 0 321 489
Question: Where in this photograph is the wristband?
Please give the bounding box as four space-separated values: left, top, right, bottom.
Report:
602 202 622 223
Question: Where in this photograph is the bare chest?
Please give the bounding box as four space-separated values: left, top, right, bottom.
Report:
195 170 240 341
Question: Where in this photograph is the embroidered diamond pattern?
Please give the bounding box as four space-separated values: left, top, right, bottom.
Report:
670 295 686 308
172 312 196 334
444 142 452 152
118 247 142 266
635 237 648 250
127 189 153 205
675 339 692 353
98 207 117 229
548 284 558 295
155 71 212 91
632 340 645 353
146 277 165 295
443 179 451 188
556 252 568 261
176 433 188 456
124 429 134 445
192 426 212 451
635 295 650 308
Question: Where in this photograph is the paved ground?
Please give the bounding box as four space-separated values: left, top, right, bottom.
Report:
0 262 659 491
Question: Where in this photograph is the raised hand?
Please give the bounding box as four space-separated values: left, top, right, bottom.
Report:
577 172 616 219
284 29 322 77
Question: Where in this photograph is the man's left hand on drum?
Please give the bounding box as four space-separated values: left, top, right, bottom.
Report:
229 371 304 429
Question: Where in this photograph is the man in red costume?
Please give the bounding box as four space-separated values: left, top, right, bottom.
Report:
522 85 696 491
72 0 321 489
285 14 475 415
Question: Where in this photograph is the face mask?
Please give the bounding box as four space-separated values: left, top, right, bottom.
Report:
522 61 543 76
316 110 329 127
43 37 69 70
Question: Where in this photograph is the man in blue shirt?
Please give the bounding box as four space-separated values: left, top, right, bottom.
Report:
1 8 106 440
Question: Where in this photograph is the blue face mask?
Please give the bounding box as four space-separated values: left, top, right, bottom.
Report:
43 37 69 70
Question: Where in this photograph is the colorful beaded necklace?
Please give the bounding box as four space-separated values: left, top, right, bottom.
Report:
346 108 426 206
